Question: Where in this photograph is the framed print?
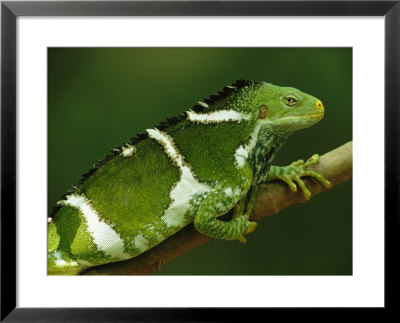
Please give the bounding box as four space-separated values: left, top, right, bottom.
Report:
1 0 399 321
47 47 352 277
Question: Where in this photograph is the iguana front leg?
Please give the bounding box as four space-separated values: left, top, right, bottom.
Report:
259 154 331 200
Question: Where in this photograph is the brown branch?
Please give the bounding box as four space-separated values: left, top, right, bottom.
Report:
82 141 353 275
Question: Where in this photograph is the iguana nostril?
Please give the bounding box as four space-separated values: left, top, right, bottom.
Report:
315 100 324 111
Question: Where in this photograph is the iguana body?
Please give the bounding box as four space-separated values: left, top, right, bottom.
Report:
48 80 330 275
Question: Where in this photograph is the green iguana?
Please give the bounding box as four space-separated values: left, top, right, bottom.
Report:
48 80 331 275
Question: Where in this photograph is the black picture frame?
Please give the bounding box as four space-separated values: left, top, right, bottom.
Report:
1 0 399 321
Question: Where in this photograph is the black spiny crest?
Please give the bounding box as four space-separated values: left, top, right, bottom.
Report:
196 79 261 112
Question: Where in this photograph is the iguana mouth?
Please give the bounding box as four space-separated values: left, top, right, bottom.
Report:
296 112 324 118
277 113 324 121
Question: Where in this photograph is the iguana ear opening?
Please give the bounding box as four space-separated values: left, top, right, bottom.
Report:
259 105 269 119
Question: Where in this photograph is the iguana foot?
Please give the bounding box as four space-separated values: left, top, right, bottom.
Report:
269 154 331 200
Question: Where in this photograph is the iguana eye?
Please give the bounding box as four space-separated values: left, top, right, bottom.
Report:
284 97 297 106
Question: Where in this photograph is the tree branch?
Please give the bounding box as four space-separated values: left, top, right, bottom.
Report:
82 141 353 275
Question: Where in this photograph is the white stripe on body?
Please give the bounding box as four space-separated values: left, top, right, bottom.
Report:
58 194 130 260
186 109 251 124
234 123 262 168
146 128 211 228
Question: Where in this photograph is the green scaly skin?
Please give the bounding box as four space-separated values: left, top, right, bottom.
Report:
48 80 331 275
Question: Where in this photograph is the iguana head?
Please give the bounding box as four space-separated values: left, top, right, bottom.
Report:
253 82 325 133
188 80 324 135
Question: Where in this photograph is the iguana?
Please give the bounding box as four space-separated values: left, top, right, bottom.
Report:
48 80 331 275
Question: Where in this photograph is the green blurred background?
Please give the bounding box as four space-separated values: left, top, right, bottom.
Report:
48 48 352 275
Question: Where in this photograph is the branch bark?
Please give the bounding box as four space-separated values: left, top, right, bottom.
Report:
82 141 352 275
